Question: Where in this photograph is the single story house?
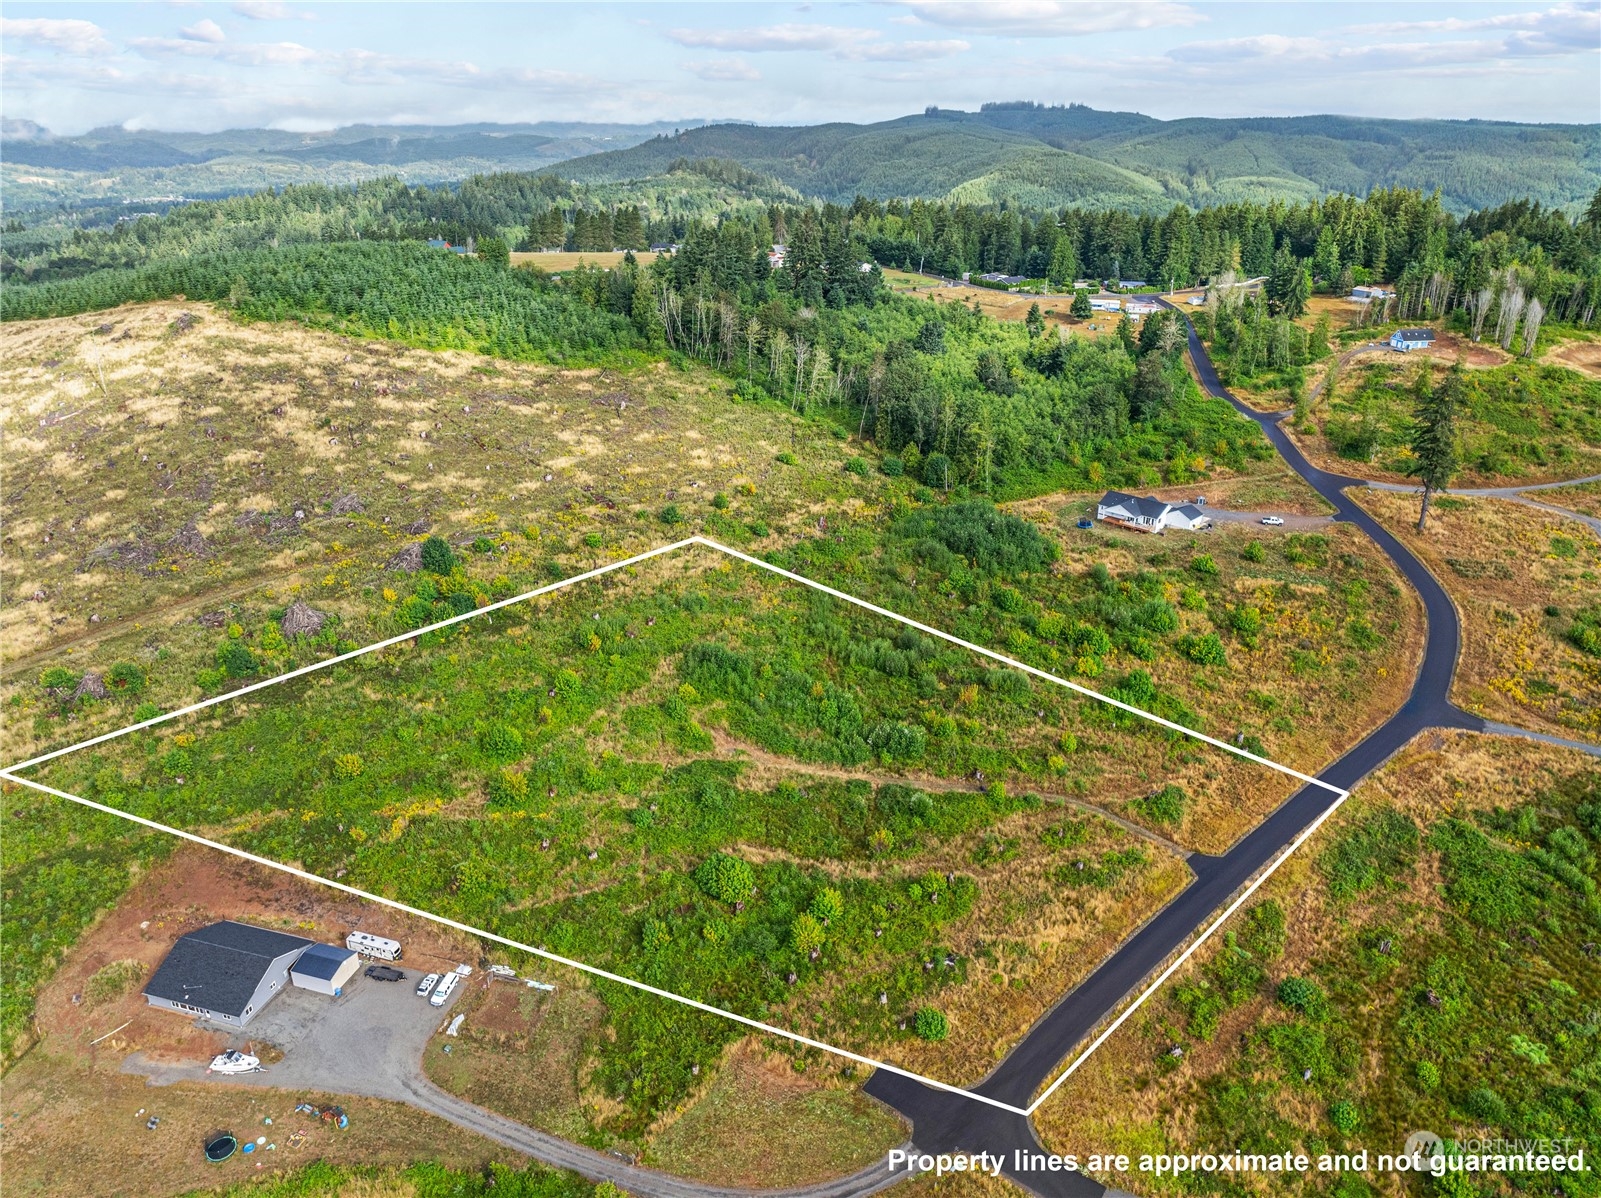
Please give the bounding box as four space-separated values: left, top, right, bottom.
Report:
289 943 360 997
1349 286 1393 303
648 243 675 254
1117 280 1148 291
143 921 312 1027
1125 300 1161 316
1089 296 1122 312
1096 491 1212 533
1389 328 1436 352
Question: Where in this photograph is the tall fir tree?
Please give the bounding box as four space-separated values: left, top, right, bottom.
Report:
1408 361 1463 531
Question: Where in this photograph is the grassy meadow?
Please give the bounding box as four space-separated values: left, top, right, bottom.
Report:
1033 731 1601 1198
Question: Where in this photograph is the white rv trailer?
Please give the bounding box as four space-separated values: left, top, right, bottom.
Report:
346 931 403 961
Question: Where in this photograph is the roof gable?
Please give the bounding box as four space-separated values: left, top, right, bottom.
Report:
143 921 312 1017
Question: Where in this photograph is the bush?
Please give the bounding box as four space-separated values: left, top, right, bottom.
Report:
472 536 496 554
40 666 79 691
1321 810 1420 902
420 535 456 573
881 457 904 477
1328 1100 1362 1135
913 1007 949 1041
486 768 529 804
1276 976 1330 1020
844 457 870 477
922 452 951 490
810 887 844 924
776 451 798 466
480 724 524 760
694 852 755 904
1131 784 1188 826
1415 1060 1441 1091
1191 553 1220 576
216 641 257 679
1464 1087 1507 1125
659 503 684 525
106 662 146 694
711 491 729 509
332 753 364 780
791 912 825 954
133 701 161 723
1241 541 1267 563
1178 632 1228 666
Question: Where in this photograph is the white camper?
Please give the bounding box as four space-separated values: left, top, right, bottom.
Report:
346 931 402 961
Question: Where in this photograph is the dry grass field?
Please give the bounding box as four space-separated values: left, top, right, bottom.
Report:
1353 490 1601 742
510 251 636 272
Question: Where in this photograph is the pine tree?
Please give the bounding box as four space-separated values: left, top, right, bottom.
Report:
1070 290 1092 320
1048 235 1078 291
1026 302 1045 337
1408 361 1462 531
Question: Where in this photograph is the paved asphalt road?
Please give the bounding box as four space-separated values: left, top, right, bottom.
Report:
862 306 1601 1197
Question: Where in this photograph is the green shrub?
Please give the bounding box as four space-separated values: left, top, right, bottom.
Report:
40 666 80 691
486 768 529 804
1328 1100 1362 1135
791 912 826 954
1415 1060 1441 1091
1132 784 1188 826
1191 553 1220 576
1320 809 1420 902
711 491 729 509
132 701 161 723
810 887 844 925
881 457 904 477
844 457 870 477
1276 976 1330 1020
1464 1087 1507 1125
216 641 257 678
776 451 798 466
332 753 364 780
480 724 525 760
106 662 146 694
659 503 684 525
1241 541 1267 563
913 1007 949 1041
420 535 456 573
922 452 951 489
472 536 496 554
1242 900 1286 959
694 852 754 904
1178 632 1228 666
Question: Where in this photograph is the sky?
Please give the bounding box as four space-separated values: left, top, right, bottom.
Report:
2 2 1598 136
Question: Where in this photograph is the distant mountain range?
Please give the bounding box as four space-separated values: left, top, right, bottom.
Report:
556 104 1601 215
0 119 709 209
4 103 1597 215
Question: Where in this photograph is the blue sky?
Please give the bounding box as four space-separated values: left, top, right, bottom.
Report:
3 2 1597 135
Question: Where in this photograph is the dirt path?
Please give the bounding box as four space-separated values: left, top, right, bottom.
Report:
705 729 1193 860
1362 474 1601 538
1 568 298 682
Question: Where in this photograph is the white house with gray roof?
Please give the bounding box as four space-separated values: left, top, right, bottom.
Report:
143 921 313 1027
1096 491 1211 533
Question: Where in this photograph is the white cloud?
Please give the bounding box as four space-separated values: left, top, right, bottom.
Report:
668 23 967 61
683 58 761 82
181 19 227 43
0 17 114 56
897 1 1204 37
232 1 315 18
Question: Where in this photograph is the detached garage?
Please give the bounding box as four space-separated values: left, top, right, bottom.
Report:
290 943 360 997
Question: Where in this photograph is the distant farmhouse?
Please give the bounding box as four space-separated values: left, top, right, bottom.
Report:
978 272 1027 286
1096 490 1212 533
1389 328 1437 352
1089 296 1122 312
1125 300 1161 316
1349 286 1393 303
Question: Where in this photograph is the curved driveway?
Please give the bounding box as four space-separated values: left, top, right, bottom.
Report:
862 305 1599 1198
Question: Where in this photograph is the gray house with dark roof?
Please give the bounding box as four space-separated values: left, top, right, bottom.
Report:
1096 490 1211 533
143 921 312 1027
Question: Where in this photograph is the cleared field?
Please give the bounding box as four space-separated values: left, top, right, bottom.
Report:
1031 730 1601 1197
0 301 879 700
1353 490 1601 742
511 251 637 272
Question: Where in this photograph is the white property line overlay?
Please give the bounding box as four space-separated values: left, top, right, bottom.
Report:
2 534 1349 1118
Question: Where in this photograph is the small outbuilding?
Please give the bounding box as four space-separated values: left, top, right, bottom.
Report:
1389 328 1436 352
289 943 360 997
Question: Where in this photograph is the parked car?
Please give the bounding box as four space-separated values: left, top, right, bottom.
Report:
416 972 440 998
365 965 405 982
1261 516 1285 526
430 972 461 1008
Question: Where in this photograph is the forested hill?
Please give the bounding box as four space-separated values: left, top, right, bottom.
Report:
551 104 1601 215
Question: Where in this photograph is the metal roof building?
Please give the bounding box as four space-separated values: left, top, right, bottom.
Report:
143 921 312 1027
